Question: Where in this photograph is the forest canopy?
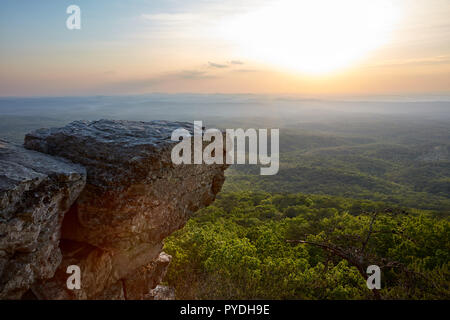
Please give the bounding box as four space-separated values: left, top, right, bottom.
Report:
164 192 449 299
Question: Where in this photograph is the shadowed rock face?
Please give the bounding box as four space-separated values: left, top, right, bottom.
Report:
19 119 228 299
0 140 86 299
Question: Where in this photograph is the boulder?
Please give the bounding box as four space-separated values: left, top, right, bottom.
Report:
25 120 227 251
0 140 86 299
22 120 228 299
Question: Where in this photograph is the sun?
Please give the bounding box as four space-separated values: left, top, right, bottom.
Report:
221 0 400 75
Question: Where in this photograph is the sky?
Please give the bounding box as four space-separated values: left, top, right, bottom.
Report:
0 0 449 97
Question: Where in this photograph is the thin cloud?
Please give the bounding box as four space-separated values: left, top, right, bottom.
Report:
138 13 206 38
372 55 450 68
105 69 217 92
230 60 244 65
140 13 198 24
233 69 260 73
208 62 229 69
178 70 214 79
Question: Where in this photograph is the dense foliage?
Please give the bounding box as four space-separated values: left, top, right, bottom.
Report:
224 129 450 214
165 192 449 299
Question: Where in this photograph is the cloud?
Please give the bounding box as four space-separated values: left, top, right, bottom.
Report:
104 68 217 93
140 13 199 24
178 70 213 79
208 60 246 69
233 69 259 73
208 62 229 69
373 55 450 68
138 13 207 39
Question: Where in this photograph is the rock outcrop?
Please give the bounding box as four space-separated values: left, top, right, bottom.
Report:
24 120 225 251
0 119 228 299
0 140 86 299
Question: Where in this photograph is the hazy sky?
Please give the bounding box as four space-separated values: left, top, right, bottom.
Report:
1 0 449 96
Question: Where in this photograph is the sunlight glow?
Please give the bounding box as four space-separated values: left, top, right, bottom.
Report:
221 0 400 75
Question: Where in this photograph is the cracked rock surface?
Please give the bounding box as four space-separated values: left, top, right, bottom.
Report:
0 139 86 299
18 119 228 299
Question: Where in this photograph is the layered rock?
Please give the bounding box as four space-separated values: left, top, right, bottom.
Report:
31 240 166 299
0 140 86 299
122 252 172 300
21 119 227 299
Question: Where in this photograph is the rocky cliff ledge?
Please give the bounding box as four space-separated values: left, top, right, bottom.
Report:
0 120 228 299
